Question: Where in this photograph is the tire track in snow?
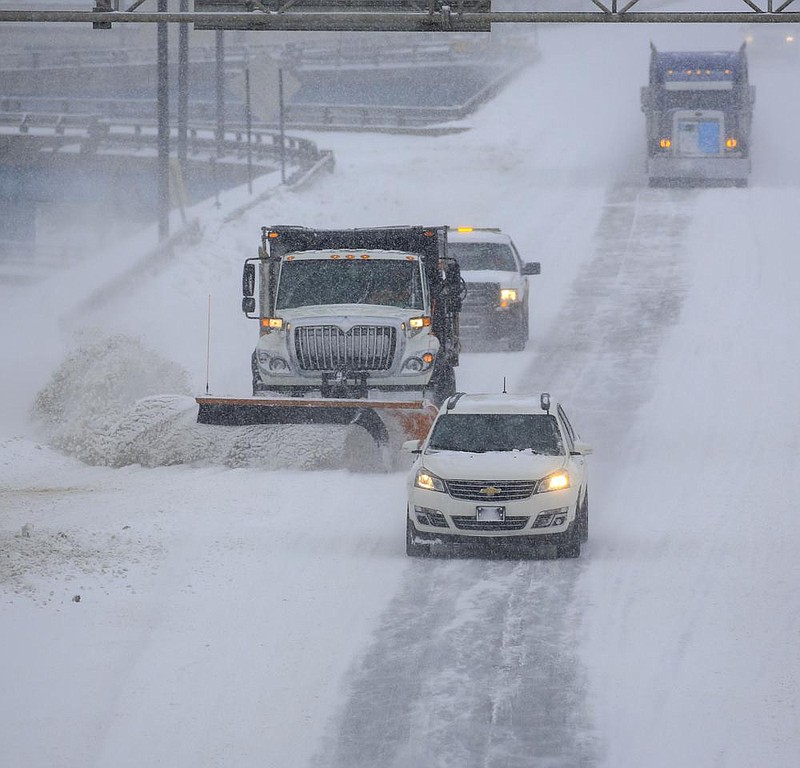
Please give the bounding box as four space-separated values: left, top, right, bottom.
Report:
312 184 696 768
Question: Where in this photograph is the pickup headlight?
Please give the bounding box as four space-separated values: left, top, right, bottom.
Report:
535 470 570 493
415 468 446 493
500 288 518 303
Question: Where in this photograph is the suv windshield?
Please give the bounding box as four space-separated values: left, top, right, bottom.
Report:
448 242 517 271
276 258 424 310
427 414 564 455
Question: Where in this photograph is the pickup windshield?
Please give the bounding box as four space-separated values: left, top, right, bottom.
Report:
448 242 517 271
427 414 564 455
276 258 424 310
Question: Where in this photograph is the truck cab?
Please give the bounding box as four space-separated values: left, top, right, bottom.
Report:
446 227 540 351
242 226 462 404
641 45 755 187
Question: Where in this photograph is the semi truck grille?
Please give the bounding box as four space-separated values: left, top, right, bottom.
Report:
294 325 396 372
446 479 537 502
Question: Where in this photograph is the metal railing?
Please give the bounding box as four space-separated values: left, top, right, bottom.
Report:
0 111 329 170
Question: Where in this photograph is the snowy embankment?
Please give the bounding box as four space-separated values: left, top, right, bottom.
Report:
2 20 800 768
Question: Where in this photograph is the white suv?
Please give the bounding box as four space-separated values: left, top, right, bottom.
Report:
447 227 540 351
404 392 591 558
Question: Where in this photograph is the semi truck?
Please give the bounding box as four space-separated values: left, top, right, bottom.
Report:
196 225 464 447
641 44 755 187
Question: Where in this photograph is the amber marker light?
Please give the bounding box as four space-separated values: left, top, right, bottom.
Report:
268 231 279 239
726 138 738 149
660 138 672 149
457 227 474 232
422 352 434 365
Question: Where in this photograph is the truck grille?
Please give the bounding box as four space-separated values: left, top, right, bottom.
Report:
460 282 499 329
446 479 537 502
294 325 396 372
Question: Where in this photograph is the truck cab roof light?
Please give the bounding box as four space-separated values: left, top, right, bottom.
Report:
540 393 551 413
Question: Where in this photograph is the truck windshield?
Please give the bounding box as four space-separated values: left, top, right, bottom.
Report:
275 258 424 310
427 414 564 455
448 242 517 271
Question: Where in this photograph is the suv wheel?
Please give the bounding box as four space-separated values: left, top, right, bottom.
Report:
556 516 582 558
406 517 432 557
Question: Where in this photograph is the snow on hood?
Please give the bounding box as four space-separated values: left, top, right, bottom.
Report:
460 269 518 284
419 448 565 480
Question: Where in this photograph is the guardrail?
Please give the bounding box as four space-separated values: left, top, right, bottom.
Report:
0 112 330 172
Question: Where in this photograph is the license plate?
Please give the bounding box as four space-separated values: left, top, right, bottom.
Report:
476 506 505 522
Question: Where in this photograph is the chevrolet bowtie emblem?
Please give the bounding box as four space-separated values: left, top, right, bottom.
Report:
479 486 502 497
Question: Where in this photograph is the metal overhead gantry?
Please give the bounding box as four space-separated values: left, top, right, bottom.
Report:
0 2 798 29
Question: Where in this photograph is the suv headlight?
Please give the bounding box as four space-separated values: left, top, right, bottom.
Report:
415 468 446 493
535 470 570 493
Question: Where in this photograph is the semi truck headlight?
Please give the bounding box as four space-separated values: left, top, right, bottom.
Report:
415 469 446 493
535 471 570 493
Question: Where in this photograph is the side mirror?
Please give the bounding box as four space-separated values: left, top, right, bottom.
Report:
242 262 256 297
402 439 422 453
571 440 593 456
521 262 541 276
242 297 256 314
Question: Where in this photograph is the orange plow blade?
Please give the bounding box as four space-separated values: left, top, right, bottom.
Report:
196 396 438 447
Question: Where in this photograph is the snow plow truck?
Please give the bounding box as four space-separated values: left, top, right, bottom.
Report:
196 225 464 448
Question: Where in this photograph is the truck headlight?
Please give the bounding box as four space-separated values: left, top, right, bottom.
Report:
535 471 570 493
256 350 290 374
401 352 434 374
405 316 432 338
500 288 517 304
267 356 289 372
415 468 446 493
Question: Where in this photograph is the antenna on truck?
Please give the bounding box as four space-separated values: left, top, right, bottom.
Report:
205 294 212 394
